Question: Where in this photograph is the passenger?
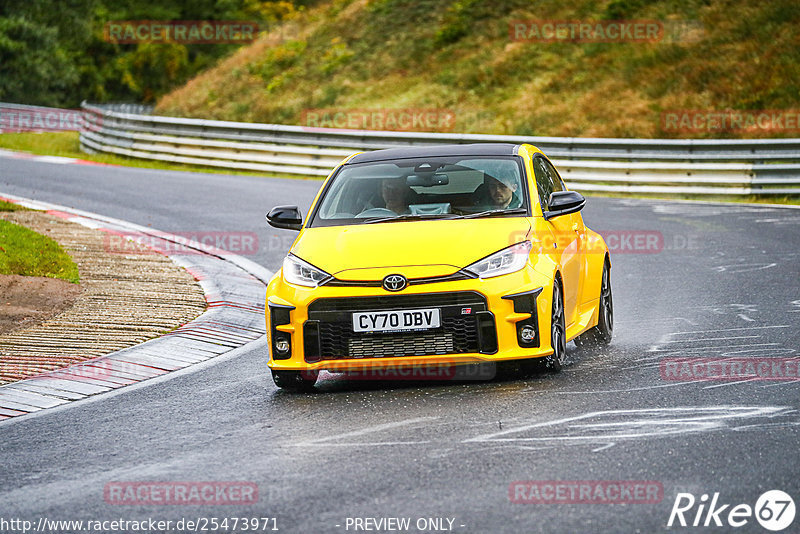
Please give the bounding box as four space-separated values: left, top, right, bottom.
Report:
474 175 522 210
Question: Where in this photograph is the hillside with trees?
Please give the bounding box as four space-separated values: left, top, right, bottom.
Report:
156 0 800 138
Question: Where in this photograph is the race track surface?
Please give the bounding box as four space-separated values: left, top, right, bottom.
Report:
1 158 798 533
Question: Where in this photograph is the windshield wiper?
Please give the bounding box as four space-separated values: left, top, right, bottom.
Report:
362 213 461 224
459 208 528 219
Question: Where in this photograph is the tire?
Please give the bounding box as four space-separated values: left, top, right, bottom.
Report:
575 259 613 347
544 280 567 372
271 370 318 392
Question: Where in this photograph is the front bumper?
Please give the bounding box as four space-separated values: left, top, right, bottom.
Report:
266 266 555 372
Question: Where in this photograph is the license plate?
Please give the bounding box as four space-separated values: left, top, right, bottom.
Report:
352 308 441 333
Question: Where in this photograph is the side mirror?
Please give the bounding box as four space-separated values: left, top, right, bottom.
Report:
266 205 303 231
544 191 585 220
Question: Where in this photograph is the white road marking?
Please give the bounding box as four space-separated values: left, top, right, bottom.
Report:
553 382 690 394
464 406 793 444
713 263 777 273
658 335 761 343
702 379 757 390
646 343 781 354
721 347 796 356
293 416 439 447
759 380 800 388
618 317 698 327
482 445 555 453
295 441 431 447
667 325 790 335
31 155 75 164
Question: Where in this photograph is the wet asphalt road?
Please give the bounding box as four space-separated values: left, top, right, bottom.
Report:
1 157 799 533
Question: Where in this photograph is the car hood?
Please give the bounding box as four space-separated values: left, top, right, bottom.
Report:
290 218 531 280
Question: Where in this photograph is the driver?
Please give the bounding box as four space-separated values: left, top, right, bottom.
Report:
375 177 412 214
474 174 522 210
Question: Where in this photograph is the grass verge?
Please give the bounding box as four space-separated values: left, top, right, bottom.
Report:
0 219 80 283
0 200 29 212
0 132 311 180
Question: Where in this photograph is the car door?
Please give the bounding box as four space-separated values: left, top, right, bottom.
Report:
533 155 582 328
545 158 588 309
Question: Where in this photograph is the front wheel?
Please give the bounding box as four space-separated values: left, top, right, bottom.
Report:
575 260 613 347
271 370 318 392
544 280 567 372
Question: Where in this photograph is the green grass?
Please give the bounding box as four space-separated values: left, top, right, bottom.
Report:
0 132 309 180
0 132 82 159
156 0 800 140
0 219 80 283
0 200 28 212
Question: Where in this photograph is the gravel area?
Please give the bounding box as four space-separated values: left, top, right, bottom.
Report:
0 210 207 384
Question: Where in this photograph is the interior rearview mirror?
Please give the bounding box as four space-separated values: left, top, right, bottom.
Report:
407 173 449 187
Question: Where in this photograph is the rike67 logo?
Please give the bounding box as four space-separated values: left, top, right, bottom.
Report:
668 490 795 531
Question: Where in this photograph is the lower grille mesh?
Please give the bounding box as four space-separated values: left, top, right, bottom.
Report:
348 332 455 359
307 292 489 361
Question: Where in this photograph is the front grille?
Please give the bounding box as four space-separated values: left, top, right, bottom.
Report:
305 292 494 361
323 270 476 288
348 331 455 359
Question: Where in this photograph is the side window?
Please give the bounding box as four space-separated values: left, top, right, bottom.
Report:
542 159 565 194
533 157 553 210
533 156 565 211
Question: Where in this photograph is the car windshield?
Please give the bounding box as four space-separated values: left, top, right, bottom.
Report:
310 156 528 226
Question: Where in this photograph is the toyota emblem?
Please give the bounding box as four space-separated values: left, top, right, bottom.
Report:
382 274 408 292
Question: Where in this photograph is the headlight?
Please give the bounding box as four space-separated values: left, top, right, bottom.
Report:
464 241 532 279
282 254 332 287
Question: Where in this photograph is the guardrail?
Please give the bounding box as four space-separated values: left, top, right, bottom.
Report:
75 102 798 196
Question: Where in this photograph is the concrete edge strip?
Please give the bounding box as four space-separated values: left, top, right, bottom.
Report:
0 191 272 423
0 148 114 168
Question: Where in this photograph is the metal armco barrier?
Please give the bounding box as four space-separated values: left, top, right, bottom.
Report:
76 102 800 196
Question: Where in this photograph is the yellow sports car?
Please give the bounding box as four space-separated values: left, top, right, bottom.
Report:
265 143 612 391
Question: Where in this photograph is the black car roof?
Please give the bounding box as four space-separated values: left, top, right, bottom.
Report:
345 143 520 165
